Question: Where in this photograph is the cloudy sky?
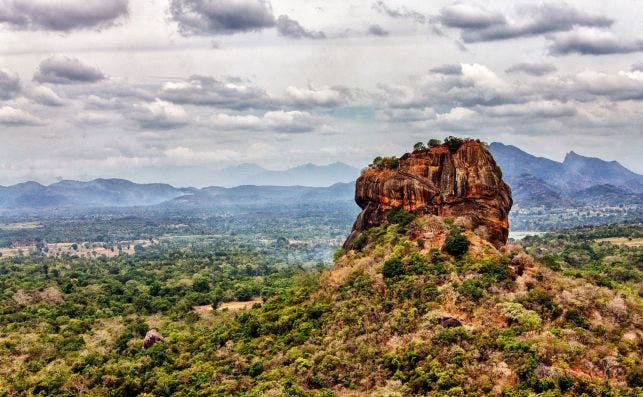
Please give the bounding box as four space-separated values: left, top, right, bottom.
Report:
1 0 642 186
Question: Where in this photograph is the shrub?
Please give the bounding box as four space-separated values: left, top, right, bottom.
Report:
434 327 472 344
333 248 346 262
564 309 590 329
459 279 484 300
406 252 429 274
374 156 399 169
341 270 373 295
443 229 469 257
413 142 426 151
443 136 464 152
352 234 367 251
479 260 511 282
428 138 442 147
382 257 404 279
627 365 643 387
498 302 542 329
519 288 562 320
386 207 416 228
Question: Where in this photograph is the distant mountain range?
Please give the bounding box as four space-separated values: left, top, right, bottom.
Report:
0 179 195 209
489 142 643 208
206 161 360 187
0 144 641 210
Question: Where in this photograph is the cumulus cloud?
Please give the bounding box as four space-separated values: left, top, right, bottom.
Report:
170 0 275 36
548 28 643 55
160 75 276 110
633 61 643 72
436 107 475 122
85 95 127 110
285 85 351 107
506 62 557 76
0 70 21 100
263 110 323 132
566 70 643 101
209 110 324 133
367 24 389 36
438 2 612 43
0 106 44 126
34 57 105 85
0 0 128 31
276 15 325 39
379 63 519 109
376 107 436 123
132 99 190 129
30 86 65 106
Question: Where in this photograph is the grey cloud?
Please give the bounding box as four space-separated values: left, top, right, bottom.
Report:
429 64 462 75
378 64 643 137
381 63 527 110
367 24 389 36
0 0 128 31
170 0 275 36
159 75 276 110
34 57 105 85
372 1 427 24
506 62 557 76
85 95 128 111
438 3 504 29
548 30 643 55
376 107 436 123
439 3 612 43
633 61 643 72
276 15 325 39
0 70 20 100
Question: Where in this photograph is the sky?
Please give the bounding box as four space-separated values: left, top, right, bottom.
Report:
0 0 642 186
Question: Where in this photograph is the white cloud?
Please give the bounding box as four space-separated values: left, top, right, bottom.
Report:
0 106 45 126
132 99 189 129
209 110 324 133
30 86 65 106
285 85 349 107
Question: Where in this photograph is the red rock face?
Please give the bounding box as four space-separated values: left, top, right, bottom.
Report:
345 140 512 248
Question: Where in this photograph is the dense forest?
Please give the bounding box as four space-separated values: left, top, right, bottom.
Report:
0 219 640 396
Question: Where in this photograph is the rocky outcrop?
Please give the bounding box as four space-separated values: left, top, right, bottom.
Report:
344 140 512 248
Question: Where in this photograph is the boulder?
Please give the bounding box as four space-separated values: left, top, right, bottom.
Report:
142 329 165 350
437 316 462 328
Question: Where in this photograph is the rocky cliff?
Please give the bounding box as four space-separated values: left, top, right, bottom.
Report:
345 139 512 248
